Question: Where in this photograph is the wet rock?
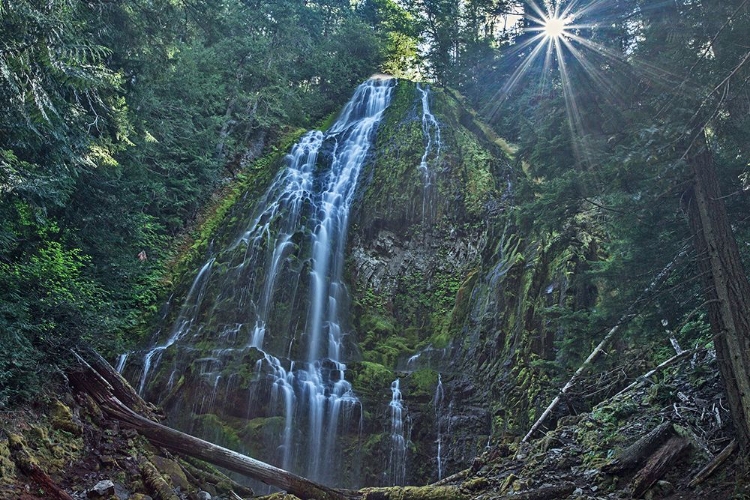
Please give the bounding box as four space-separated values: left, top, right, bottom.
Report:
197 491 212 500
87 479 115 498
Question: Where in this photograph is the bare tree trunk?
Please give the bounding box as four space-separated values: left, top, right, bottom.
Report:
683 131 750 452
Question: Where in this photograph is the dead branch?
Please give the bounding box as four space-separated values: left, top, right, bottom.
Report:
612 349 697 399
688 439 738 488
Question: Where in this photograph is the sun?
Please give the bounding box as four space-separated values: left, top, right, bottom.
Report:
485 0 624 167
543 15 568 40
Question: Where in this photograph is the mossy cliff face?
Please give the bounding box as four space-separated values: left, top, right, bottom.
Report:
347 81 604 485
347 80 506 484
126 79 604 489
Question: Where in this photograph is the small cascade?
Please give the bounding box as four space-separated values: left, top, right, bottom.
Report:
417 84 441 225
130 77 395 487
433 374 444 481
115 353 128 374
138 257 216 394
387 379 408 486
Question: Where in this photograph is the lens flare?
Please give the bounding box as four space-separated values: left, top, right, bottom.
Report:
485 0 634 168
543 16 568 40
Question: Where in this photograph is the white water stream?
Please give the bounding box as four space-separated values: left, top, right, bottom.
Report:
132 77 395 485
417 84 441 225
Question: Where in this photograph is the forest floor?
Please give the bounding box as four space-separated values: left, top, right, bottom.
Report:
0 349 746 500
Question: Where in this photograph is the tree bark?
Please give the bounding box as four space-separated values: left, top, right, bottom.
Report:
601 422 674 474
683 131 750 452
630 436 690 498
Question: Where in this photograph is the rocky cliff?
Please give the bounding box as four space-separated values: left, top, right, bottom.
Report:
118 78 612 489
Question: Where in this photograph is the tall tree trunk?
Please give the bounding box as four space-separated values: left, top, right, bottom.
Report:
683 130 750 451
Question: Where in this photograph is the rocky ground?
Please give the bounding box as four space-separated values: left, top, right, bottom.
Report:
0 349 746 500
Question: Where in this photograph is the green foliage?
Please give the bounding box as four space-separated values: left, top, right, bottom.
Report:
353 361 394 394
408 368 438 397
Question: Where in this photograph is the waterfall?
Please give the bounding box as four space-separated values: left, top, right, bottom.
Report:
387 379 408 486
131 77 395 487
434 373 444 481
138 257 216 395
115 352 128 374
417 84 441 224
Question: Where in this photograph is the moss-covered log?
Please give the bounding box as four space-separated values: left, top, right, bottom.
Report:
4 432 74 500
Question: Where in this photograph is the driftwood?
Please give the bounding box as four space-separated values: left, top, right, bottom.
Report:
69 352 350 500
688 438 738 488
631 436 690 498
522 247 689 442
601 422 674 474
4 432 74 500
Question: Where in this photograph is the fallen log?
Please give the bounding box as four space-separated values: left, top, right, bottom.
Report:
141 458 180 500
428 468 469 487
69 353 350 500
631 436 690 498
360 486 468 499
77 349 159 420
602 422 674 474
688 439 737 488
503 482 576 500
180 456 256 497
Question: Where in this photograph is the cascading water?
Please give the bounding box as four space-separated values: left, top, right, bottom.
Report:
138 257 216 394
387 379 408 486
417 84 441 225
433 374 445 481
128 77 395 487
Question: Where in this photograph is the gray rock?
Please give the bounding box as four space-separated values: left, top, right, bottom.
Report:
87 479 115 498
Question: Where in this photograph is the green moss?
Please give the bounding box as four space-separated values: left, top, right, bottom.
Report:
408 369 438 397
361 486 469 500
352 361 394 392
191 413 242 451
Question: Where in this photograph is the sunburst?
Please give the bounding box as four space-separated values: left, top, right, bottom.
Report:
486 0 631 167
